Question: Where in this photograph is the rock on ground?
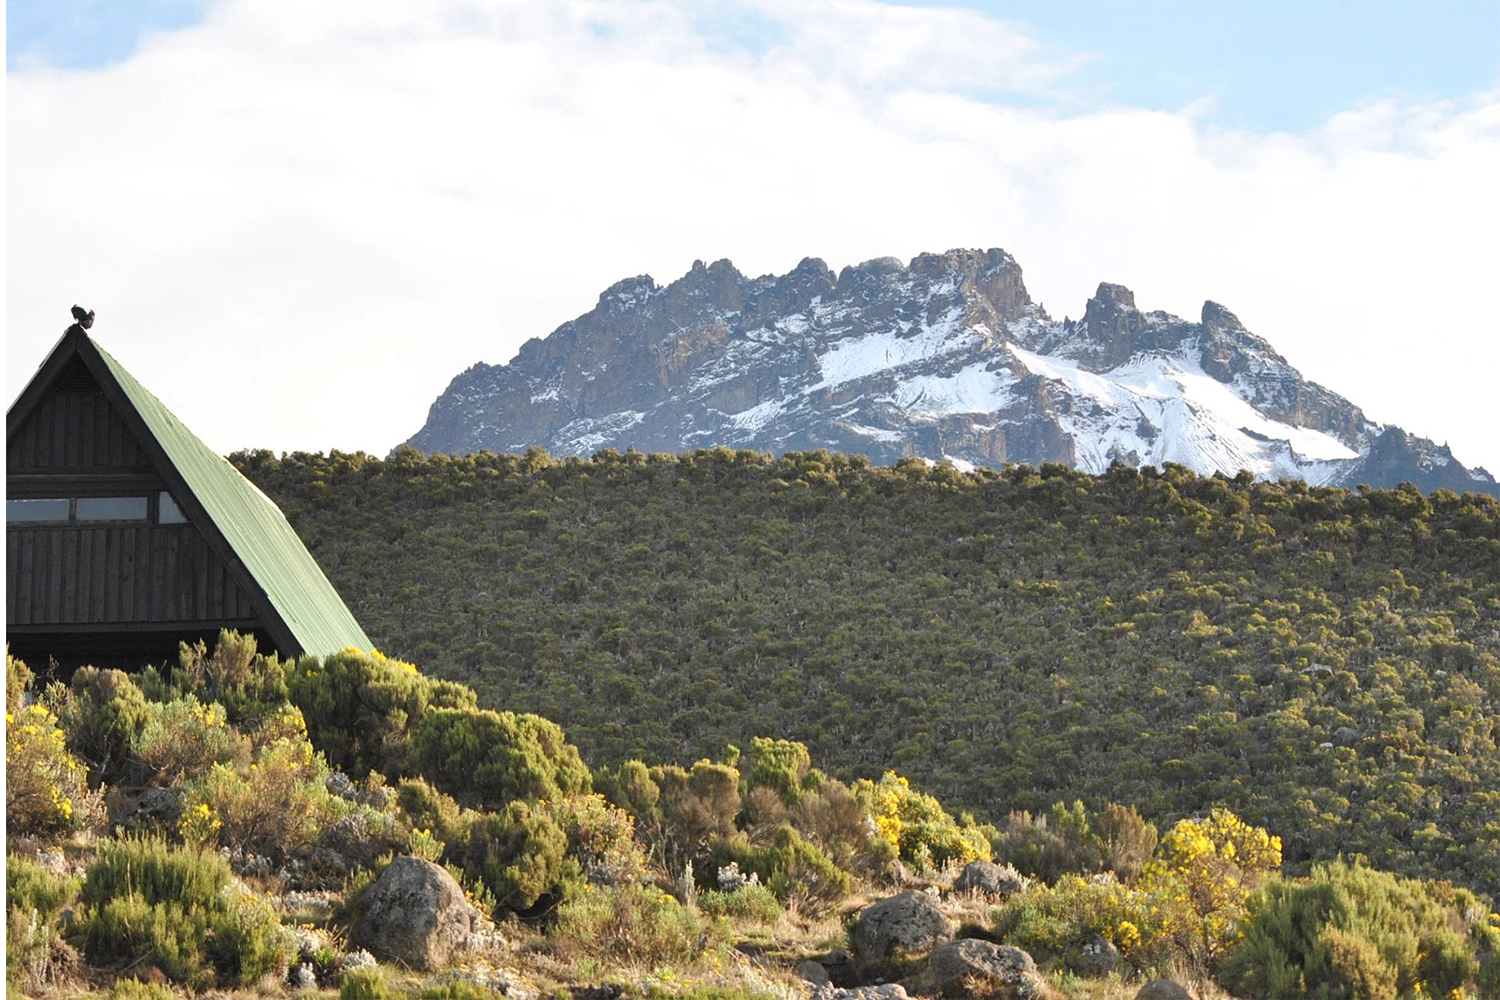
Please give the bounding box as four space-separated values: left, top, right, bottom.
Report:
1135 980 1194 1000
351 856 497 971
928 938 1045 1000
854 891 953 970
951 861 1028 898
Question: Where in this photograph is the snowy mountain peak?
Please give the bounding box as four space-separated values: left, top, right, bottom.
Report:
403 248 1497 496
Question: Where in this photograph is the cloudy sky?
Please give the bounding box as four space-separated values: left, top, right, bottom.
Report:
8 0 1500 474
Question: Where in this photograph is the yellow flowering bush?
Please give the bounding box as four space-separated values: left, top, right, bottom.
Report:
1138 808 1281 960
854 771 990 870
6 702 104 835
182 731 336 858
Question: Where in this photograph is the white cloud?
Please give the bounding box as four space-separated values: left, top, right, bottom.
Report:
8 0 1499 475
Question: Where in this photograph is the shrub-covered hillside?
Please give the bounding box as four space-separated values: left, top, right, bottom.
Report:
235 447 1500 897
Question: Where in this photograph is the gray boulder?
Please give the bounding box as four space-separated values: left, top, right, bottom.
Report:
796 960 832 986
854 891 953 970
1135 980 1193 1000
951 861 1028 898
351 856 495 970
1063 933 1120 976
809 986 909 1000
928 939 1044 999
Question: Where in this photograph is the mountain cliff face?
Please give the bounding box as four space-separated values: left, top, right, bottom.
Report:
404 249 1496 494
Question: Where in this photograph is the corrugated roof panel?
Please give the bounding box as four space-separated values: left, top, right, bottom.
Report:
92 341 372 657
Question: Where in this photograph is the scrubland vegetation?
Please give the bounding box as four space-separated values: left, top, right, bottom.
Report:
8 633 1500 999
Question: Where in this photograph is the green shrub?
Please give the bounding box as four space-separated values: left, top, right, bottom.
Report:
557 793 648 888
75 836 293 987
408 706 591 810
697 883 783 923
1222 859 1479 999
170 629 289 723
61 666 151 787
7 857 81 994
181 730 337 859
397 778 466 836
288 648 475 778
744 737 821 805
465 799 578 913
6 700 104 836
647 759 742 874
134 696 252 784
550 882 720 964
716 825 850 916
341 966 391 1000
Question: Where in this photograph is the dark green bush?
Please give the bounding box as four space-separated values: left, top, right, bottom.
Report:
167 629 289 722
75 836 293 987
718 826 850 916
409 706 591 810
7 652 33 712
1222 859 1478 999
61 666 151 787
287 648 473 778
465 800 578 913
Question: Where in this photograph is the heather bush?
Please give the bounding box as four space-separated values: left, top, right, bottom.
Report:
549 882 721 964
464 799 578 913
718 825 850 916
650 759 742 874
697 882 783 923
395 777 470 852
134 695 251 785
1095 802 1158 882
76 836 294 987
990 802 1111 884
169 629 288 722
7 699 105 836
61 666 151 786
409 705 591 810
744 736 821 805
1222 859 1484 999
789 777 873 868
181 730 338 860
857 770 990 871
341 965 391 1000
287 647 474 777
6 857 81 993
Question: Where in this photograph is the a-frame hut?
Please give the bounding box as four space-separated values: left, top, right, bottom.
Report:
6 324 371 669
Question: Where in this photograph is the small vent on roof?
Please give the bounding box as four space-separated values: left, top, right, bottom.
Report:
55 357 102 394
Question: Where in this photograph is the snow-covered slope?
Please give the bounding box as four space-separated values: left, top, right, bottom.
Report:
403 249 1496 495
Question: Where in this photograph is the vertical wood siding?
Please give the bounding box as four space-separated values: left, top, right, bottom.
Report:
5 525 255 625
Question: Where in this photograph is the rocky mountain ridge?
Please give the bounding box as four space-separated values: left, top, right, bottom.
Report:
404 248 1496 494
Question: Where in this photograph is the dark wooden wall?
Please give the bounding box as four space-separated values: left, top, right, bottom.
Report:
6 524 255 626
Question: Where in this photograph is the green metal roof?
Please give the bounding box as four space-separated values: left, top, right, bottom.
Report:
92 339 373 657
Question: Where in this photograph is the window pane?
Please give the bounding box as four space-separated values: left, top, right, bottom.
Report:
76 497 148 521
6 498 70 522
159 491 187 524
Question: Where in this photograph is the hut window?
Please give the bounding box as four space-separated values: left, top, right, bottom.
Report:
6 498 70 522
159 491 187 524
76 497 149 521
